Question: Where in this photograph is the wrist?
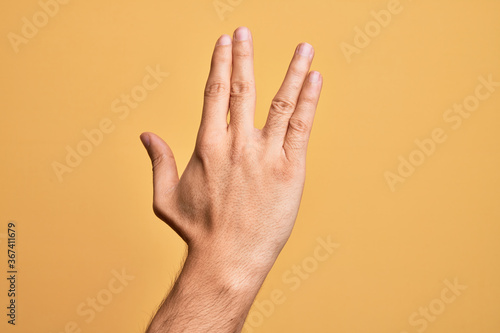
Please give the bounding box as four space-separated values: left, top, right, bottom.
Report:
184 242 271 296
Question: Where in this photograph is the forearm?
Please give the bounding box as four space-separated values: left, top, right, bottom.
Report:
146 247 269 333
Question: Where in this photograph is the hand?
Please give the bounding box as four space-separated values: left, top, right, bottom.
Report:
140 26 322 288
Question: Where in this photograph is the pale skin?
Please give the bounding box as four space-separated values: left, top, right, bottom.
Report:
140 26 323 332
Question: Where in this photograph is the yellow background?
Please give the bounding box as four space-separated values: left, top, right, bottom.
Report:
1 0 499 332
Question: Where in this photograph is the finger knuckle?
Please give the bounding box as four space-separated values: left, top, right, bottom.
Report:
204 82 229 98
288 116 310 134
271 98 296 116
212 51 231 64
195 142 216 162
233 47 252 58
227 135 258 165
288 64 307 80
300 95 317 107
230 80 253 97
196 133 225 162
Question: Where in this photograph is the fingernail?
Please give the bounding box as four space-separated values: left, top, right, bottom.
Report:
216 34 232 46
309 71 321 83
140 133 150 147
234 27 249 41
298 43 313 57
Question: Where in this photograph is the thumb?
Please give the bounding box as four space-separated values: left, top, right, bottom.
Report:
140 132 179 194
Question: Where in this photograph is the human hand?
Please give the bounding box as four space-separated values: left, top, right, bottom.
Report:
140 26 322 288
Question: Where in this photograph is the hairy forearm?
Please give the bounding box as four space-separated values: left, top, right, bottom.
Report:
146 248 269 333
